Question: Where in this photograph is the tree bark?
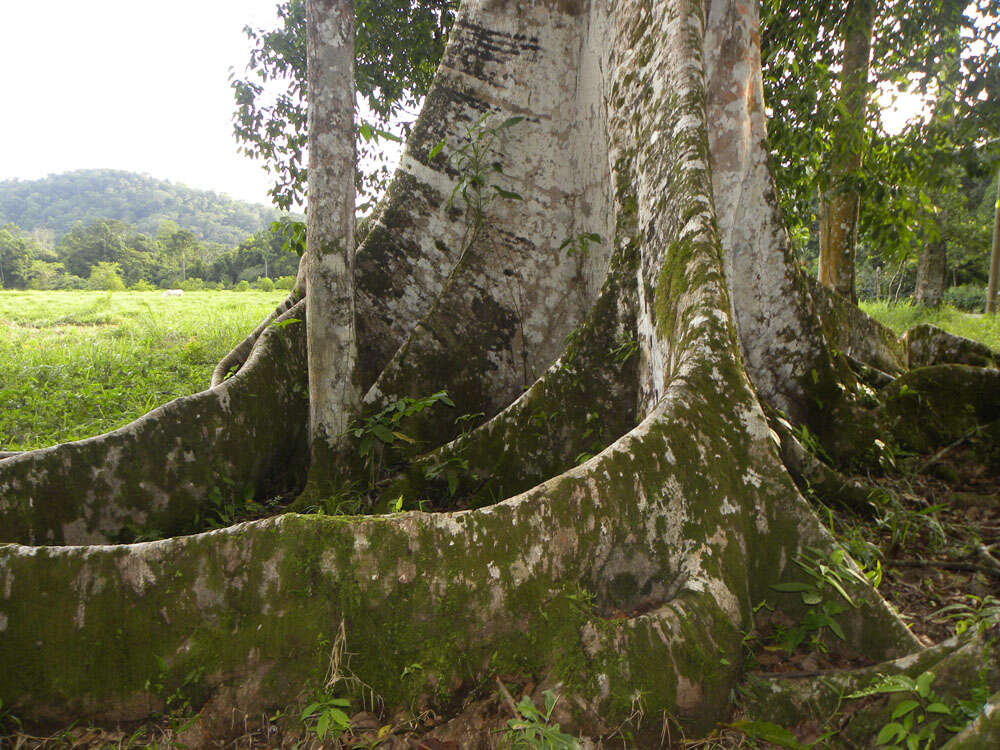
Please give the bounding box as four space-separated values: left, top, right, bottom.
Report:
1 0 998 744
988 171 1000 314
304 0 361 480
818 0 875 304
915 239 947 306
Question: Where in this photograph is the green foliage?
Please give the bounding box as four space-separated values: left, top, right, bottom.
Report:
421 411 481 499
349 391 455 488
728 719 810 749
232 0 457 209
255 276 275 292
0 290 284 451
934 594 1000 637
0 698 22 735
870 488 947 554
87 261 125 291
558 232 603 258
761 0 999 267
0 169 284 246
862 300 1000 353
848 670 989 748
943 284 988 313
501 690 579 749
301 695 352 742
769 547 878 652
609 332 638 364
270 216 307 256
444 114 525 235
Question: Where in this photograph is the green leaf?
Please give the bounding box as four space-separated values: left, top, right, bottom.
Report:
925 702 951 715
493 186 524 201
728 720 809 749
316 712 330 739
826 617 846 641
916 671 934 699
428 140 445 159
371 424 395 443
801 590 823 605
499 116 525 129
892 700 920 719
876 722 906 745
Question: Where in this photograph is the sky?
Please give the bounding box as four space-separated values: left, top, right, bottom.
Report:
0 2 966 209
0 1 283 206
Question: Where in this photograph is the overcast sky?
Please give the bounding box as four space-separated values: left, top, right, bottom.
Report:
0 1 282 205
0 1 952 210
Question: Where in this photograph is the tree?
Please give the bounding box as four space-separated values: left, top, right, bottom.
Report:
763 0 1000 295
303 0 362 488
2 0 999 744
155 220 199 281
86 261 126 291
0 224 37 288
232 0 457 209
989 169 1000 313
817 0 875 303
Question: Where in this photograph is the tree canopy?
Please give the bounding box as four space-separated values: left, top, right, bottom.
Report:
0 170 285 247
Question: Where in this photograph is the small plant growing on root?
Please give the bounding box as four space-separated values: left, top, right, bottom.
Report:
499 689 579 749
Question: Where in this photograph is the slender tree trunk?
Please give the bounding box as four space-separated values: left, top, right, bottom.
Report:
818 0 875 303
988 172 1000 314
915 20 961 310
915 240 947 307
304 0 360 479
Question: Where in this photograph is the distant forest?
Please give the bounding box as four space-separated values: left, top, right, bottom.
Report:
0 170 284 247
0 171 302 291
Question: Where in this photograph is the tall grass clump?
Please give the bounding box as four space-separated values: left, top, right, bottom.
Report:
0 290 285 451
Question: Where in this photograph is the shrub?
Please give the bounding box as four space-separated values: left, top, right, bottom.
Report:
943 284 986 313
87 262 126 291
178 278 206 291
255 277 275 292
234 280 251 292
274 275 296 290
129 280 157 292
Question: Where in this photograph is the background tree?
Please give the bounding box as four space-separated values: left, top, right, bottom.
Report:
231 0 457 209
763 0 1000 299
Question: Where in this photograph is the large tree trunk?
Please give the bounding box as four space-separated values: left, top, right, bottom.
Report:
1 0 998 743
817 0 875 304
915 239 947 307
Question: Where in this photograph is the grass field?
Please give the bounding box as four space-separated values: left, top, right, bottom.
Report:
2 291 997 453
862 300 1000 352
0 290 286 451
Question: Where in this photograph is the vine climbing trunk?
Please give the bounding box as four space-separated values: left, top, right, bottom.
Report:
818 0 875 304
304 0 361 484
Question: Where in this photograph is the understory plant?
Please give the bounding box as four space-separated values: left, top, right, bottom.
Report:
769 547 880 652
500 690 579 750
847 670 989 749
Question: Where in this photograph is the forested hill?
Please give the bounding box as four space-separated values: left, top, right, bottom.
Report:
0 170 281 246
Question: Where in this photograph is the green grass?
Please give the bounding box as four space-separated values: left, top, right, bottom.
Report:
862 300 1000 353
0 290 286 451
